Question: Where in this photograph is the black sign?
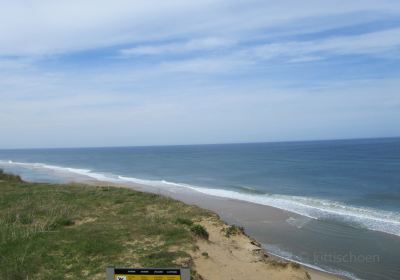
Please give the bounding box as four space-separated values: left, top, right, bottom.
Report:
114 268 181 275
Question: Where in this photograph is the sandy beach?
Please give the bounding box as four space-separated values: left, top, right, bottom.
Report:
191 217 344 280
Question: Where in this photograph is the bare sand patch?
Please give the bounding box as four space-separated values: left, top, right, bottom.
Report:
191 218 343 280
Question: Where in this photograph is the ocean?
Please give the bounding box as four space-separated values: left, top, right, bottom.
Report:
0 137 399 280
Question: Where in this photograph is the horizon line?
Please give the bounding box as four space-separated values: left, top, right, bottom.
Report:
0 136 398 151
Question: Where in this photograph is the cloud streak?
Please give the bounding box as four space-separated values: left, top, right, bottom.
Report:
120 38 236 56
0 1 400 148
1 0 399 56
247 27 400 61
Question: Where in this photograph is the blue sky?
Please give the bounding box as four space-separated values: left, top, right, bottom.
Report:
1 0 400 148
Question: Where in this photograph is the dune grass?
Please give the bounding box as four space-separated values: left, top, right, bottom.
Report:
0 170 211 280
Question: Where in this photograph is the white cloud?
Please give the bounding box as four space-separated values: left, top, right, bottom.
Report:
0 0 399 56
317 28 400 55
157 56 253 74
1 76 399 148
240 27 400 62
0 0 217 55
120 37 236 56
0 0 400 148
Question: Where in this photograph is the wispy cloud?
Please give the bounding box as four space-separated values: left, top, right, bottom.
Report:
0 1 400 148
119 38 236 56
115 27 400 76
246 27 400 62
156 56 253 74
1 0 399 56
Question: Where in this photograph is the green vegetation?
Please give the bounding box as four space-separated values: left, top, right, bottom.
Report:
190 224 209 240
0 170 211 280
175 217 194 226
224 224 245 237
0 169 22 182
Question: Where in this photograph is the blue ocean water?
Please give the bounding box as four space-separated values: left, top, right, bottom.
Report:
1 137 399 279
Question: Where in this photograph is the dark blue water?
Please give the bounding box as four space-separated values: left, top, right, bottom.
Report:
1 137 399 279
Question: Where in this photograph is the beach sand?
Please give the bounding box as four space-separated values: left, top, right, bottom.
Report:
190 217 343 280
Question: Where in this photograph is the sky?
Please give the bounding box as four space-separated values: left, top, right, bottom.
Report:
1 0 400 148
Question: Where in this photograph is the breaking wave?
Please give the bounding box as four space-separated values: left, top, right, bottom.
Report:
1 160 399 237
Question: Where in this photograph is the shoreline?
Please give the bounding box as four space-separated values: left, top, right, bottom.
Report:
83 178 347 280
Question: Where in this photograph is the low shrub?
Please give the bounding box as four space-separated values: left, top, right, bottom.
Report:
225 224 245 237
190 224 209 240
176 217 193 226
0 169 22 182
51 217 75 228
